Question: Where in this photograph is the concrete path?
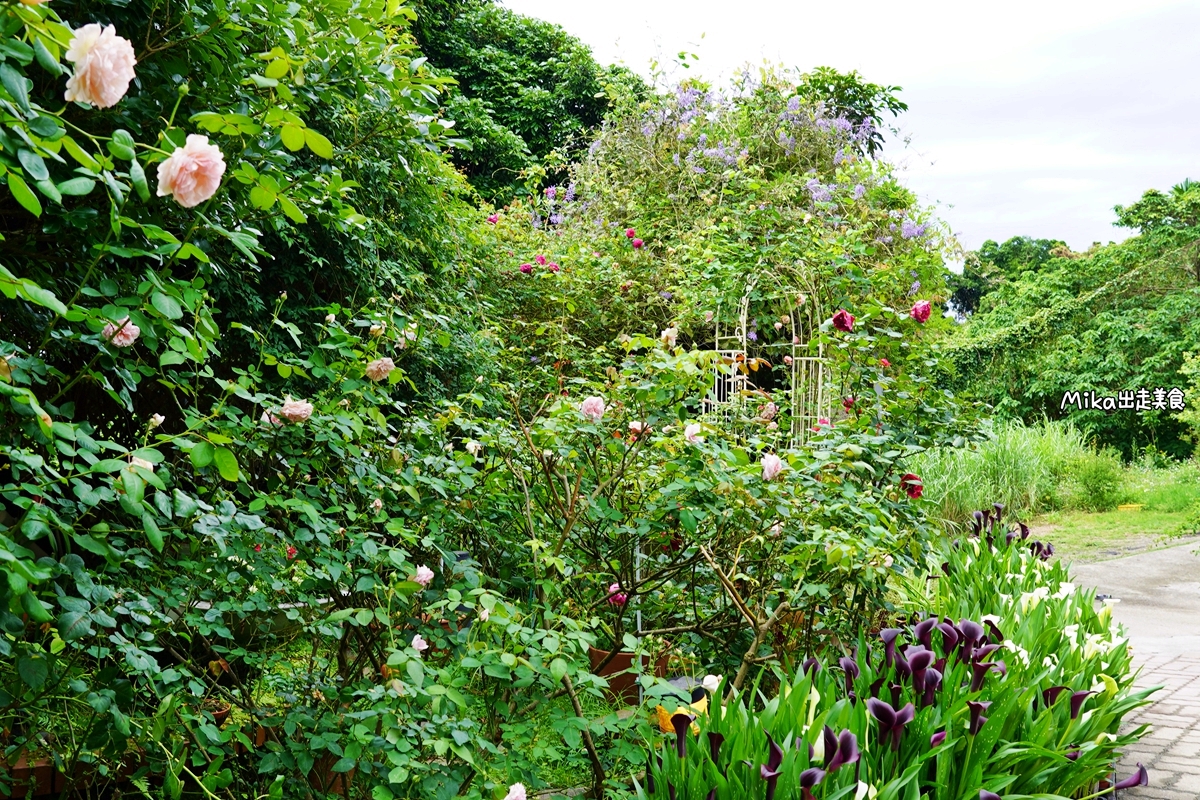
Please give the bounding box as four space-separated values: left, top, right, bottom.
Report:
1071 542 1200 798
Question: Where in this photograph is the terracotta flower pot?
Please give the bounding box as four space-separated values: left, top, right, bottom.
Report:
0 753 67 796
588 645 670 705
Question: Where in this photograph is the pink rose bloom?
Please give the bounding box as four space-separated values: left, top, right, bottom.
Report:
478 608 490 622
880 358 890 367
628 421 649 440
632 238 644 249
761 453 783 481
535 254 547 266
519 263 533 274
843 396 856 411
261 410 283 425
548 262 560 272
684 423 702 443
792 335 800 345
783 355 794 366
580 396 605 421
911 300 932 323
774 321 784 330
102 317 139 347
606 583 628 606
413 565 435 587
280 399 313 423
156 134 226 208
760 402 778 422
64 24 137 109
286 545 298 559
486 214 498 224
412 634 428 653
625 228 636 238
365 357 395 382
503 784 527 800
832 309 855 332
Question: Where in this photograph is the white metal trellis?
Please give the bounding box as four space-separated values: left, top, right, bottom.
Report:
709 271 830 447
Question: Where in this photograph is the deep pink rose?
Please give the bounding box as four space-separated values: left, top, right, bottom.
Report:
535 255 547 266
911 300 932 324
519 263 532 274
632 239 644 249
548 262 560 272
832 309 855 332
900 473 923 499
486 214 498 224
625 228 636 238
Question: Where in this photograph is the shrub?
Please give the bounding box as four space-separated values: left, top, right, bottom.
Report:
1068 448 1125 511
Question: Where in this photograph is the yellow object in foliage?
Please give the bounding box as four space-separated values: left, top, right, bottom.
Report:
655 688 709 734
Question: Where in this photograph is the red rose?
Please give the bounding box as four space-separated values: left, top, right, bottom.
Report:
832 309 855 332
843 396 856 411
900 473 923 499
286 545 298 559
911 300 932 324
880 358 890 367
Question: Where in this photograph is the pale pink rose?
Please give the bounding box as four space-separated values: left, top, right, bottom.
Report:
580 396 606 421
102 317 140 347
149 413 165 428
325 313 336 323
503 784 527 800
660 326 678 348
704 311 714 323
769 522 783 536
478 608 490 623
156 134 226 208
411 634 428 653
369 323 386 337
761 453 783 481
792 336 800 345
774 321 784 330
684 423 702 443
365 357 395 382
280 399 313 423
64 24 137 109
760 402 778 422
371 497 383 512
413 565 435 587
783 355 794 366
261 410 283 426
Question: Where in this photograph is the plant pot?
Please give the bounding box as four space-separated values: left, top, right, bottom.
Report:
588 645 670 705
204 699 232 727
309 754 355 797
1 753 65 796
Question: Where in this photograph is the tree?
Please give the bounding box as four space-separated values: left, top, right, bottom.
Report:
793 66 908 156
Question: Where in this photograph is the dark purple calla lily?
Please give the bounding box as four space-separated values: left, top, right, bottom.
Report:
1114 763 1148 789
971 661 1001 692
890 682 903 708
984 619 1005 643
1070 691 1095 720
760 733 785 800
959 619 984 663
827 730 860 773
799 767 825 800
971 510 984 536
708 732 725 771
914 618 936 650
868 698 915 750
930 730 947 748
895 649 912 681
869 675 886 699
980 791 1001 800
994 502 1005 519
802 657 821 677
974 643 1001 661
671 713 695 757
1019 522 1030 540
968 700 991 735
1043 685 1068 708
908 646 935 695
922 668 942 708
1005 529 1018 546
1064 749 1079 761
881 628 903 667
941 560 952 576
822 726 837 767
839 656 860 694
936 622 960 656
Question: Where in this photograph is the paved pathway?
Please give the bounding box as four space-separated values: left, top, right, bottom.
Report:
1071 541 1200 799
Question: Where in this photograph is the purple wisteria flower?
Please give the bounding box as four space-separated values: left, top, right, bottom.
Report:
901 220 928 239
549 214 563 225
908 280 922 296
806 178 832 203
564 183 576 202
544 186 557 200
852 184 866 200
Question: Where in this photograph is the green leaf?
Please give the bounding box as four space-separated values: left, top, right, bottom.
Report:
106 132 136 161
173 489 200 518
17 655 48 689
249 184 276 209
151 291 183 320
304 129 334 159
129 159 149 201
213 446 239 482
8 172 41 217
34 178 61 204
549 658 569 682
28 115 60 138
278 195 306 223
280 124 305 151
33 38 60 75
0 63 31 115
61 137 100 172
58 177 96 196
22 592 52 622
17 149 48 181
190 441 215 469
142 513 164 552
265 58 289 79
58 611 93 641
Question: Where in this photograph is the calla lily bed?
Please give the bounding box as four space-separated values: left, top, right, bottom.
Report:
637 509 1154 800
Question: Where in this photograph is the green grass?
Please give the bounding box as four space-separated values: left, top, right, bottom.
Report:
1031 507 1191 564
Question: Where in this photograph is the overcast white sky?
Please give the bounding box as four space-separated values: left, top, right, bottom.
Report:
502 0 1200 251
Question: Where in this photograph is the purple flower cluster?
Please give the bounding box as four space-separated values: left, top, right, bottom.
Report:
901 220 929 239
852 184 866 200
806 177 832 204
